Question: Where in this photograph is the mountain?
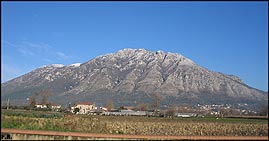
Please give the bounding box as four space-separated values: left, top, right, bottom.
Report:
1 48 267 110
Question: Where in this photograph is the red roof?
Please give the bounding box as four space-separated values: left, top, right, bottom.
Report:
76 102 94 105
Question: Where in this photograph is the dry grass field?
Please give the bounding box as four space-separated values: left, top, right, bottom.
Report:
1 109 268 136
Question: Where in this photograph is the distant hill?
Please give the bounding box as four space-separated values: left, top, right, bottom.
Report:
1 48 267 111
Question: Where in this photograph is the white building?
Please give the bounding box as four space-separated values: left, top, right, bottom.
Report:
175 113 197 118
71 102 95 114
35 104 47 108
51 104 61 111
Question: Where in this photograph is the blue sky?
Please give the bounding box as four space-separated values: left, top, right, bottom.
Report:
1 2 268 91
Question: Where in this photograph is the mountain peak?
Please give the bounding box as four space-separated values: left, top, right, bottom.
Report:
113 48 195 65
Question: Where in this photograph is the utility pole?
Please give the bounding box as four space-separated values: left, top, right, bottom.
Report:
7 98 10 110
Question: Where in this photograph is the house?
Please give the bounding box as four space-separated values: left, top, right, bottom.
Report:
89 106 109 115
71 102 95 114
121 110 147 116
51 104 61 111
35 104 47 109
175 113 197 118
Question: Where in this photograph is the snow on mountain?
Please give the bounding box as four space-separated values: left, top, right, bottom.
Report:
50 64 65 68
39 64 65 68
68 63 81 67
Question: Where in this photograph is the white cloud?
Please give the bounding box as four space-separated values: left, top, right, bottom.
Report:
56 52 69 60
17 48 35 56
3 40 73 62
1 63 24 83
2 40 18 48
22 41 50 52
21 41 72 61
1 40 76 83
2 40 75 78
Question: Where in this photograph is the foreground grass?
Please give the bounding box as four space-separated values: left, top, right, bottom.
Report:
1 109 268 136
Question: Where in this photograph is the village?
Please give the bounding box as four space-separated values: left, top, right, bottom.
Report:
33 102 197 117
28 101 259 118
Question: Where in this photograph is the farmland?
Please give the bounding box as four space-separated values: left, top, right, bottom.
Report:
1 109 268 136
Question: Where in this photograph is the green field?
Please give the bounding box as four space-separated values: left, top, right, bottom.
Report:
1 109 268 136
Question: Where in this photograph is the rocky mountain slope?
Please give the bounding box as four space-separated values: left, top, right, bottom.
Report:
1 48 267 110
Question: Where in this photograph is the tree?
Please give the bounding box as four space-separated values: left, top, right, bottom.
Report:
151 94 162 111
105 100 114 111
29 95 36 108
219 108 232 117
119 106 125 110
33 89 53 108
178 106 189 113
166 104 177 117
259 100 268 116
38 89 52 105
41 94 48 105
137 103 148 111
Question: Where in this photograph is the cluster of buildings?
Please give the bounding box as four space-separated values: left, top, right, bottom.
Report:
34 102 258 117
34 102 199 118
35 101 261 117
35 102 101 114
197 103 257 116
35 103 62 111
